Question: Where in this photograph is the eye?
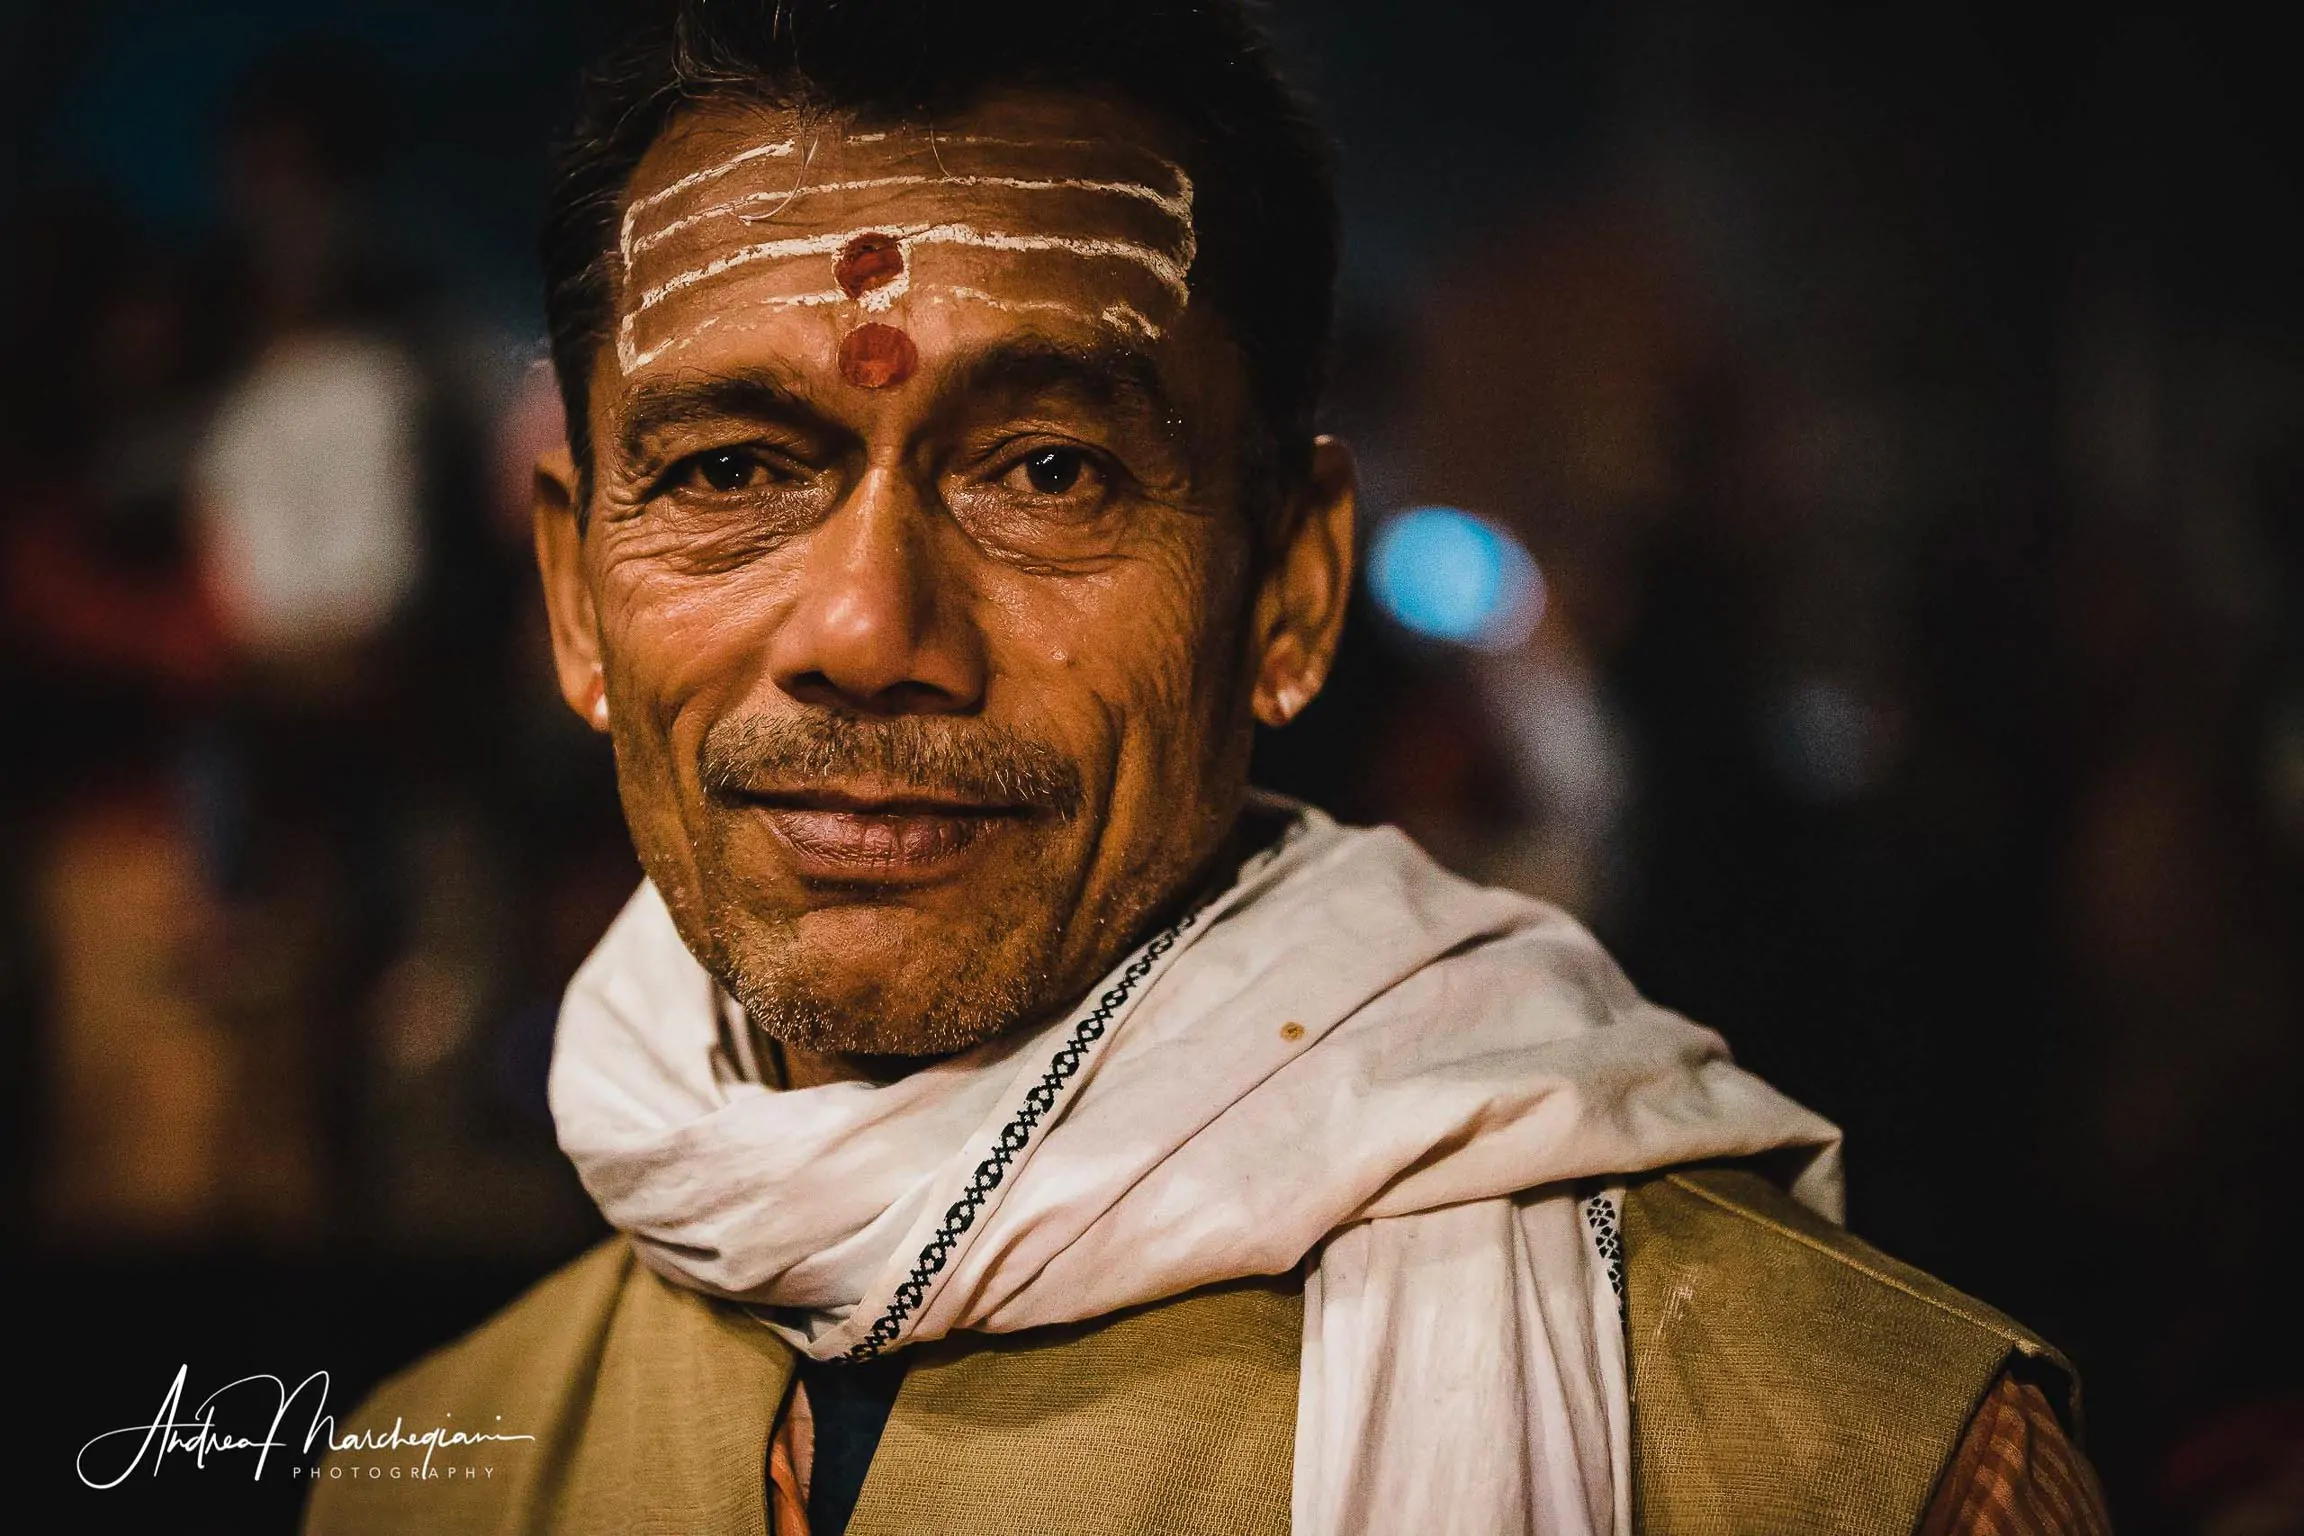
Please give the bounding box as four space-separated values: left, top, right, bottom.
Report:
1010 447 1093 497
675 447 767 495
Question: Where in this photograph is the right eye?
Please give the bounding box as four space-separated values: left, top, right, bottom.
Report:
1015 447 1088 496
677 447 768 494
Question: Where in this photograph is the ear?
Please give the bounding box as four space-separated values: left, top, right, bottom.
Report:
1249 435 1356 728
533 447 610 732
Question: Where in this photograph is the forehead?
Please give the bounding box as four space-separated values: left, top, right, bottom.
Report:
612 93 1201 393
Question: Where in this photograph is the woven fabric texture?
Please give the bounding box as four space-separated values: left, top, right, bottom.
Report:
307 1168 2089 1536
304 1240 792 1536
1624 1166 2078 1536
846 1277 1299 1536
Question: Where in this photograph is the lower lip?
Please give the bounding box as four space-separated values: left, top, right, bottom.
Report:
754 806 1018 882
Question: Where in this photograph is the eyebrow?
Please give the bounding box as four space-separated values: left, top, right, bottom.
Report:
614 369 834 467
609 335 1182 471
937 334 1179 435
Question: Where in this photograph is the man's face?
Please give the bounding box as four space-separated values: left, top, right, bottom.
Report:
537 93 1350 1057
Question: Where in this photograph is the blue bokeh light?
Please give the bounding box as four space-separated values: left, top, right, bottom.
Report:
1366 506 1544 651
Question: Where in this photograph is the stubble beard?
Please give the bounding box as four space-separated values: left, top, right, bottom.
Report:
670 707 1243 1061
685 709 1097 1057
717 908 1068 1059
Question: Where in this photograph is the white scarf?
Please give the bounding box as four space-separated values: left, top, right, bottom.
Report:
552 803 1843 1535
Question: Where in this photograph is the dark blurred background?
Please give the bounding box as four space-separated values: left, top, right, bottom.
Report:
6 1 2300 1529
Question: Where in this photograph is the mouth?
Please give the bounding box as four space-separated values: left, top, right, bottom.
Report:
728 783 1035 884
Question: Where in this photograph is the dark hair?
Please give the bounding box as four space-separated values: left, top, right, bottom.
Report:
540 0 1337 517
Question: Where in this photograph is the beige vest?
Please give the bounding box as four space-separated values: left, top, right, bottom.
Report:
302 1166 2075 1535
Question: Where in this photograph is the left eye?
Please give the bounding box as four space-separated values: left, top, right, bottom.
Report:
683 448 764 494
1012 448 1090 496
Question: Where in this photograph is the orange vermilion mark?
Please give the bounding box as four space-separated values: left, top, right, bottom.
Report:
839 323 918 389
834 232 905 298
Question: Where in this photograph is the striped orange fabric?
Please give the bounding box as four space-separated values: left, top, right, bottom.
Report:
1920 1372 2113 1536
767 1377 815 1536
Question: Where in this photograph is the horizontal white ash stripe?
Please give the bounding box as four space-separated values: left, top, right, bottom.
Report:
628 221 1190 323
619 132 1186 254
1099 303 1161 339
887 222 1191 300
619 139 800 254
623 282 1162 371
856 260 913 314
621 289 844 371
929 286 1163 339
626 170 1194 257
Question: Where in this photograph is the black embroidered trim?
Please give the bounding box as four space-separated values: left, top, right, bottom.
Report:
1581 1189 1626 1317
836 909 1200 1362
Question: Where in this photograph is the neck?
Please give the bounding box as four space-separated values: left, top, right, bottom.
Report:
771 1039 923 1090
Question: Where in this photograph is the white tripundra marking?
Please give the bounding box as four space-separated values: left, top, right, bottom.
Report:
618 221 1192 370
617 134 1202 375
934 285 1081 315
634 223 1188 314
618 139 800 255
1099 303 1160 339
856 259 912 314
907 224 1189 297
626 290 845 371
931 286 1160 338
627 170 1195 257
629 285 1162 373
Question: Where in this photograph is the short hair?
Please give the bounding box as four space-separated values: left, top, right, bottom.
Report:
540 0 1338 520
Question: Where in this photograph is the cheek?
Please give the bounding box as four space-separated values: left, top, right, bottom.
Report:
598 549 782 706
988 533 1246 774
592 547 794 820
1113 532 1251 710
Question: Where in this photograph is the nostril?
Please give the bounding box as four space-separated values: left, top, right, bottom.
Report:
858 679 969 717
777 671 843 711
778 671 968 718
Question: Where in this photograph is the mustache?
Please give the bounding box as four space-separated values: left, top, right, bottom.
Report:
698 712 1086 817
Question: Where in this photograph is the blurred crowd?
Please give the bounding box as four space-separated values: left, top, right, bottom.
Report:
6 3 2301 1529
1 49 627 1261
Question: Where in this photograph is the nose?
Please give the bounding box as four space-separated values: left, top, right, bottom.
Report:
766 465 987 715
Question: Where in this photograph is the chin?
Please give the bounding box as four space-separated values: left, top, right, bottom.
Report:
724 912 1061 1060
741 978 1040 1059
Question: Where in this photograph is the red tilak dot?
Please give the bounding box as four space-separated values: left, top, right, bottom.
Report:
833 232 905 299
838 323 918 389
